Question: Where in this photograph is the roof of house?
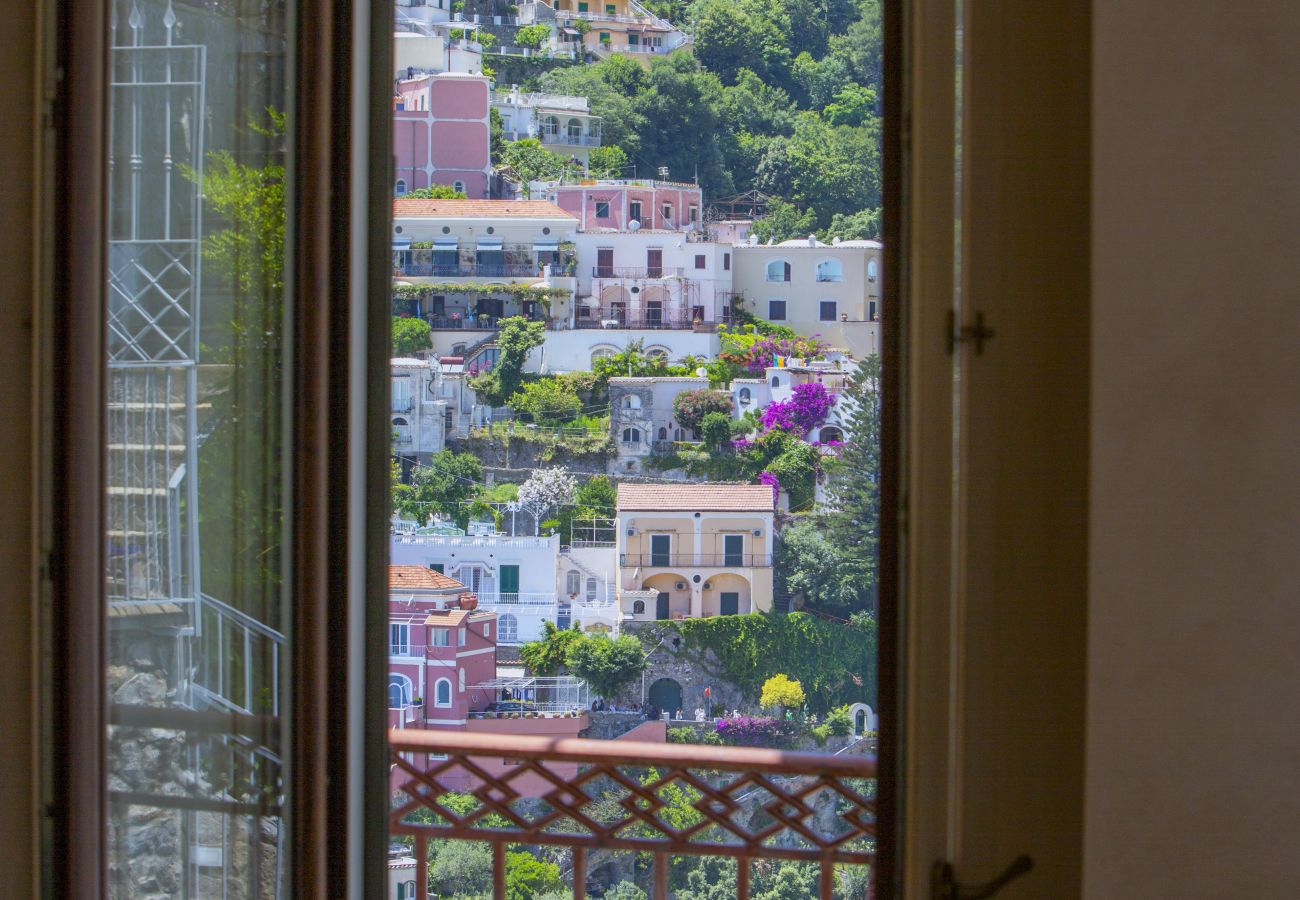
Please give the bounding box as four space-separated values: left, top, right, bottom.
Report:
423 608 496 626
392 199 577 219
617 483 775 513
389 565 466 592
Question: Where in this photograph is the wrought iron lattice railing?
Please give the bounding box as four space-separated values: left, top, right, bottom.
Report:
389 730 875 899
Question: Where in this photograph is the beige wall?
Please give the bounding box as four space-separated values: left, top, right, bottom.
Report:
1087 2 1300 896
732 245 881 355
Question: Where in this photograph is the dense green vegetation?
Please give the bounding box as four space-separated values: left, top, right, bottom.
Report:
509 0 882 237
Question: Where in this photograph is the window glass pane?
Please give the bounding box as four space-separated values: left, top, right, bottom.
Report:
105 0 288 895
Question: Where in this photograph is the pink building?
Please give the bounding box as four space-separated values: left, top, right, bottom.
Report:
543 180 704 233
393 72 491 199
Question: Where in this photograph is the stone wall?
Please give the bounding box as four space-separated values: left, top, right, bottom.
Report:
611 622 753 716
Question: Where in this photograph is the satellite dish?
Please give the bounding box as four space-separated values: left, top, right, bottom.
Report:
628 219 641 230
695 367 707 377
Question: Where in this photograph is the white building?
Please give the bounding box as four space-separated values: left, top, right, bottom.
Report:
573 230 737 331
607 376 720 472
732 236 883 358
389 529 618 644
491 87 602 164
391 357 457 467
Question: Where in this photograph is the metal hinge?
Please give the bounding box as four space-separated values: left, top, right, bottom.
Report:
947 310 995 355
931 856 1033 900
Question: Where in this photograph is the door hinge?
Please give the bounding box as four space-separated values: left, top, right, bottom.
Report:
931 855 1033 900
947 310 995 355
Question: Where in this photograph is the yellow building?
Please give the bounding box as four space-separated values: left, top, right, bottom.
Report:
616 483 775 620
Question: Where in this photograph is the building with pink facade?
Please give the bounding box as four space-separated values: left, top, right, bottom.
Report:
393 72 491 199
541 178 704 233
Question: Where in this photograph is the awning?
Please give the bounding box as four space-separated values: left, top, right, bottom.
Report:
476 236 503 251
433 236 459 249
532 239 559 252
392 236 412 249
561 26 579 34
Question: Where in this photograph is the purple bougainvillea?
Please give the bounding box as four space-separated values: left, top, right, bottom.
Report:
759 382 836 436
758 471 781 502
715 715 794 746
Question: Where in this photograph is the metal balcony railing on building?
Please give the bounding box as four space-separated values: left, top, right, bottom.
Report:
621 552 773 568
395 261 544 278
575 307 709 331
388 730 875 900
540 131 602 147
591 265 684 279
476 591 559 607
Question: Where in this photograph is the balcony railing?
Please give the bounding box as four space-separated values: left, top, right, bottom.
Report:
423 315 555 331
621 552 772 567
477 591 560 607
395 261 546 278
575 307 710 330
592 265 684 279
540 131 602 147
389 729 875 900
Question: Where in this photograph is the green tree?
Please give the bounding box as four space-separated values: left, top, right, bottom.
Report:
755 114 881 226
402 184 468 199
489 106 505 164
556 475 617 545
672 388 733 433
588 144 630 178
469 316 545 406
499 138 580 189
700 411 734 452
540 60 644 156
603 882 649 900
775 519 861 612
820 207 881 242
509 377 582 425
392 315 432 356
764 440 819 510
566 634 648 698
514 24 551 49
520 621 586 676
429 840 492 898
504 851 564 900
822 84 877 127
392 450 483 527
631 53 733 196
750 199 817 244
822 354 881 610
690 0 792 88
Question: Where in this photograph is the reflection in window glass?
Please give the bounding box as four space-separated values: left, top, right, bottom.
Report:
105 1 288 895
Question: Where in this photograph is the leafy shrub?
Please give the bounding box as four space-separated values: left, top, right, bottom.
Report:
810 723 833 745
402 185 467 199
509 377 582 425
391 315 432 357
566 634 647 699
514 24 551 49
825 704 854 736
714 715 797 747
760 673 806 711
672 388 733 432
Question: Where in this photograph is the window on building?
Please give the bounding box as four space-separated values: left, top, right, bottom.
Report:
633 600 645 615
434 678 453 707
459 668 466 691
689 206 699 223
622 394 641 409
869 300 879 322
430 628 451 647
429 562 445 573
661 203 673 222
599 31 611 44
658 426 668 440
605 4 616 14
816 259 844 282
586 577 598 600
578 1 588 10
766 259 791 282
629 200 642 222
458 626 467 646
395 179 407 195
389 623 410 656
695 254 706 269
768 300 787 321
723 252 731 271
484 621 491 638
389 675 414 709
567 570 581 595
628 33 639 47
498 614 518 644
621 427 641 444
771 376 781 387
867 258 879 281
739 387 752 405
820 301 838 321
595 200 611 218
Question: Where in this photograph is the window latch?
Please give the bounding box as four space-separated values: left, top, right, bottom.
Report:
948 309 996 355
931 855 1033 900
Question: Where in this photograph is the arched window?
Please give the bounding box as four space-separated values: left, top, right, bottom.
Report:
388 674 413 709
739 387 752 405
867 258 879 281
567 117 583 138
434 678 452 707
632 600 645 615
567 570 581 594
395 179 407 195
645 347 669 359
658 426 668 440
498 613 518 643
771 376 781 387
622 427 641 444
818 425 844 443
453 180 466 194
765 259 791 282
816 259 844 282
590 347 616 366
542 114 559 136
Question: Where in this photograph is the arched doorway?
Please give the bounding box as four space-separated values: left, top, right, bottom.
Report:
648 678 683 718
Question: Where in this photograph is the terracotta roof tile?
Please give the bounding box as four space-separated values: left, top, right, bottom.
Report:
617 483 775 512
423 608 472 626
392 199 577 219
389 565 465 591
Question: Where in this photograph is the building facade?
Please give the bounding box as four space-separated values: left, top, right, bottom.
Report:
607 376 719 472
517 0 689 59
390 356 453 468
616 483 775 620
393 72 492 198
732 237 883 358
491 87 602 164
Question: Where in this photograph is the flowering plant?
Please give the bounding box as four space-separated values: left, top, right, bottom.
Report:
759 382 835 436
714 715 797 747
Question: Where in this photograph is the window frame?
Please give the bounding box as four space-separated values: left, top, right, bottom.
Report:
768 299 787 321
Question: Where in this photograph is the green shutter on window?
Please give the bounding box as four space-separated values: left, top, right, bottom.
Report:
499 564 520 594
